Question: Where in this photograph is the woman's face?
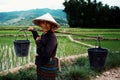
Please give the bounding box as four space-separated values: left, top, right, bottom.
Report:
39 21 51 33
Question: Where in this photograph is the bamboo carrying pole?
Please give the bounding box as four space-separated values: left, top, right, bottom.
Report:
21 28 103 39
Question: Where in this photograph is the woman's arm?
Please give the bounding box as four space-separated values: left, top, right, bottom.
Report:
27 27 39 40
32 31 39 40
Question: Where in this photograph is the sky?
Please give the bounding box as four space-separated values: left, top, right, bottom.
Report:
98 0 120 7
0 0 65 12
0 0 120 12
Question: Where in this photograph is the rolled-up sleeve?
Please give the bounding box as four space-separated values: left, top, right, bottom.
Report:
32 31 39 40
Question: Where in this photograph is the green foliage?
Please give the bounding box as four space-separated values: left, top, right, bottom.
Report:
80 40 120 52
76 57 89 66
0 52 120 80
64 66 90 80
0 67 36 80
59 57 98 80
65 28 120 52
63 0 120 28
105 52 120 69
0 73 15 80
59 51 120 80
57 36 87 57
16 67 36 80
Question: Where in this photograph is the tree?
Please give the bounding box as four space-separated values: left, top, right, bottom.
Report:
63 0 120 28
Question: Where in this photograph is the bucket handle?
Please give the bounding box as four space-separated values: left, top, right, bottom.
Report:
95 36 103 48
15 29 29 40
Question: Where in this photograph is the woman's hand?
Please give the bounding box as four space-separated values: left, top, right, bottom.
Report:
27 27 34 31
36 36 41 40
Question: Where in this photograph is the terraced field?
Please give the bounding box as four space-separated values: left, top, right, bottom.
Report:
0 27 120 72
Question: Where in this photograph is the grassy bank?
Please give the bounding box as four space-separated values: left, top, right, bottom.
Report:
0 52 120 80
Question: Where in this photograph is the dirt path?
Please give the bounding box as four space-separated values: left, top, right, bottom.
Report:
67 35 95 48
92 67 120 80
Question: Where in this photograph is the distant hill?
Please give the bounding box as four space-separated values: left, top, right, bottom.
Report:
0 8 67 26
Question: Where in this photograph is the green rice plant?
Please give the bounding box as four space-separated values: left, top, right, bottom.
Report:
57 36 87 57
61 28 120 40
0 73 15 80
63 28 120 33
11 46 15 68
0 35 88 58
0 38 36 71
0 45 3 71
0 28 42 36
2 45 8 70
80 40 120 52
105 52 120 69
0 67 37 80
76 57 100 76
58 56 106 80
59 58 88 80
72 34 120 39
0 30 18 34
76 57 89 67
62 65 90 80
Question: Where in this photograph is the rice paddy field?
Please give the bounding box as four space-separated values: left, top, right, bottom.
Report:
0 27 120 72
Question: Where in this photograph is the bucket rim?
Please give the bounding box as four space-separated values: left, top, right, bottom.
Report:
88 48 109 52
14 40 30 43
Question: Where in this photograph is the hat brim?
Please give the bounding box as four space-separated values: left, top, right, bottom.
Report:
33 19 59 30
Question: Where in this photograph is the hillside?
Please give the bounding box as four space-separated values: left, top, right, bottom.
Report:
0 8 67 26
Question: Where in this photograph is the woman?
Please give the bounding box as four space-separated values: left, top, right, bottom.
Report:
28 13 59 80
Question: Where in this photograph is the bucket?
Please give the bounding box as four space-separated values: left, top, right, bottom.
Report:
14 30 30 57
88 36 108 69
88 48 108 69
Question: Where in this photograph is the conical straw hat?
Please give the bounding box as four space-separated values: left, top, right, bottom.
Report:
33 13 59 30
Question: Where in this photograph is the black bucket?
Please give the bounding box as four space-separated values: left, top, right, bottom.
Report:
14 30 30 57
88 36 108 69
88 48 108 69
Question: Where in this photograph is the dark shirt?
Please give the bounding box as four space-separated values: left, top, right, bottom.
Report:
32 30 57 66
